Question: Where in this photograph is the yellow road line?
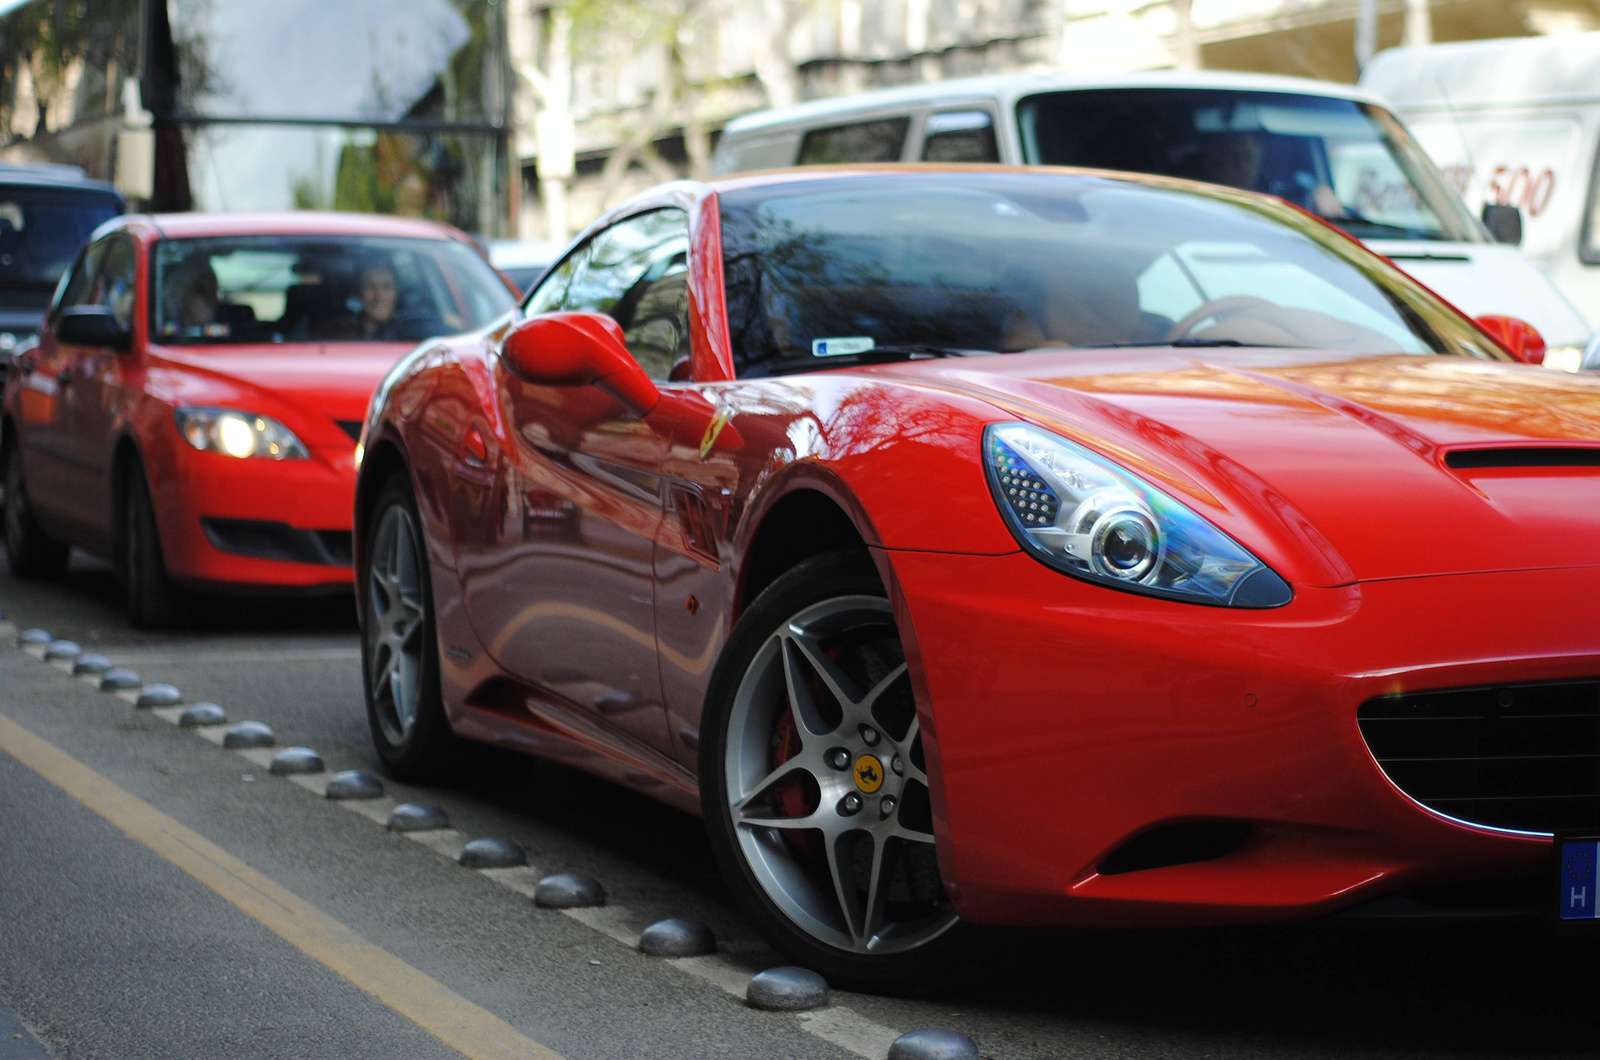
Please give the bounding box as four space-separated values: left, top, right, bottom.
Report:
0 710 565 1060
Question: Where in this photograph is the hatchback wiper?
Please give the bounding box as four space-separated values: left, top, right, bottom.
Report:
759 345 974 376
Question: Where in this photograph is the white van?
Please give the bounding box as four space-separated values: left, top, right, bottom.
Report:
714 70 1594 363
1362 34 1600 365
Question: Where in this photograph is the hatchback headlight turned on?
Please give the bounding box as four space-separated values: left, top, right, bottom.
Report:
983 423 1292 608
174 408 309 460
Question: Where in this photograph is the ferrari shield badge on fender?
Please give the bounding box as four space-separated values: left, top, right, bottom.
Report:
699 404 736 461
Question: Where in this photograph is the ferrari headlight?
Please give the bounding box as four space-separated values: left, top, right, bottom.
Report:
174 408 309 460
983 423 1291 607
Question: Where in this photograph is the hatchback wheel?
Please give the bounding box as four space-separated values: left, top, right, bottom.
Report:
361 473 455 780
124 463 184 629
3 442 70 579
701 551 975 993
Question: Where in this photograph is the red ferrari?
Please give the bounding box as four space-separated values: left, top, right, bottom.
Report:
354 166 1600 991
2 212 515 626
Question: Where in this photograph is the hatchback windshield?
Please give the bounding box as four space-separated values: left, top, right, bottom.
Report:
153 235 514 344
1017 89 1480 244
719 173 1501 376
0 187 120 310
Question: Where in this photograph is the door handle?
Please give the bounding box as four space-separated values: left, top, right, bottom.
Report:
55 370 72 387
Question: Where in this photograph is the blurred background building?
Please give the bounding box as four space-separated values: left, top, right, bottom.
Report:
4 0 1600 241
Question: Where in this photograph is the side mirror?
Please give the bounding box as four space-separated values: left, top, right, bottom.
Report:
56 306 131 351
501 310 660 415
1476 314 1546 365
1482 203 1523 246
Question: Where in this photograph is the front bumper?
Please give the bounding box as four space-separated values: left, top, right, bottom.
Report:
154 443 358 590
887 550 1600 928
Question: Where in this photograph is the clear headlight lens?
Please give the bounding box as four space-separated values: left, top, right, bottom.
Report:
174 408 309 460
983 423 1292 607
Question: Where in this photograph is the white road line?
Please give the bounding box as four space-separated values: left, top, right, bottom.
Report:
50 659 75 674
5 624 913 1060
102 647 362 665
560 904 647 948
22 644 45 659
336 796 398 825
114 689 139 704
477 866 545 899
405 828 468 861
799 1008 902 1058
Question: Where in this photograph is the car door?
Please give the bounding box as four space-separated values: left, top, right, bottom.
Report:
15 238 106 536
54 231 137 543
456 208 691 755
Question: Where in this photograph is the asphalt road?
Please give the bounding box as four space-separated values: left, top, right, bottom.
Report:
2 547 1600 1060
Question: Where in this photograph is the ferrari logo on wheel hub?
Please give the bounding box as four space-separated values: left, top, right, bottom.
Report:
853 754 884 793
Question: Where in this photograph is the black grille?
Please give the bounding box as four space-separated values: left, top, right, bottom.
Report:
1358 680 1600 834
202 518 353 567
336 420 364 442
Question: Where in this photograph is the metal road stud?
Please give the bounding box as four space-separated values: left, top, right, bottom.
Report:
459 838 526 869
222 721 275 749
135 684 182 709
269 747 325 775
637 918 716 957
177 703 227 727
745 966 829 1011
72 654 113 675
887 1029 981 1060
534 873 605 909
324 770 384 799
44 640 81 660
99 669 140 691
386 803 449 832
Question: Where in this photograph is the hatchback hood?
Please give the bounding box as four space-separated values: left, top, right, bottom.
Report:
152 342 412 427
923 348 1600 585
1365 240 1592 346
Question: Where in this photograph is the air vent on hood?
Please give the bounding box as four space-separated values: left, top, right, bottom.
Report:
336 420 364 442
1444 447 1600 470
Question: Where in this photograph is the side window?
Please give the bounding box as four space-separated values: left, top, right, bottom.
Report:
56 240 107 313
525 246 587 316
557 208 690 382
922 111 999 163
798 118 909 165
90 235 138 331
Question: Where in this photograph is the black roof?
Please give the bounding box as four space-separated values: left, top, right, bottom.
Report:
0 162 123 202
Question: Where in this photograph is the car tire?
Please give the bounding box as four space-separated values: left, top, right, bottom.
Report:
3 441 71 579
124 462 184 629
360 472 456 781
700 549 979 995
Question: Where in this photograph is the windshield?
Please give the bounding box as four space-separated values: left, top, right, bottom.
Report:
152 234 513 344
719 173 1503 377
0 187 121 309
1017 89 1481 244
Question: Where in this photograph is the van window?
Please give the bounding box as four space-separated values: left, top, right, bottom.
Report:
1582 143 1600 266
1017 89 1481 244
922 111 999 163
798 118 909 165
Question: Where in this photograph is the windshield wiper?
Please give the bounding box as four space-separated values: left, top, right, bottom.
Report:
758 345 973 376
1075 338 1275 349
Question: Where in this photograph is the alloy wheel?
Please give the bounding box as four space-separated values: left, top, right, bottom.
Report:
367 503 426 745
724 595 958 955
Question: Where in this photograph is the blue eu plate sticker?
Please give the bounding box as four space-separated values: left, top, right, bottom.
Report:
812 337 875 357
1559 839 1599 919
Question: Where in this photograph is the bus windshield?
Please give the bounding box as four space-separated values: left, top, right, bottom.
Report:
0 187 120 309
153 234 514 345
1017 89 1482 244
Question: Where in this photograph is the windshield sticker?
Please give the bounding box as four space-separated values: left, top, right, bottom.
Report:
813 337 875 357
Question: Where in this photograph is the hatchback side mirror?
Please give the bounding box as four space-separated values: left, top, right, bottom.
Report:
56 306 131 351
1476 314 1546 365
501 311 660 415
1482 203 1523 246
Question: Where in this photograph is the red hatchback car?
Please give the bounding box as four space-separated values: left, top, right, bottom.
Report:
355 166 1600 991
2 212 514 626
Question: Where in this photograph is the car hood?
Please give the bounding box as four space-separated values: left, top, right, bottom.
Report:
919 347 1600 586
151 342 413 430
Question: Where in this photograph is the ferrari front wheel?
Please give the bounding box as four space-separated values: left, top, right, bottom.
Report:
701 551 975 994
361 472 455 781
